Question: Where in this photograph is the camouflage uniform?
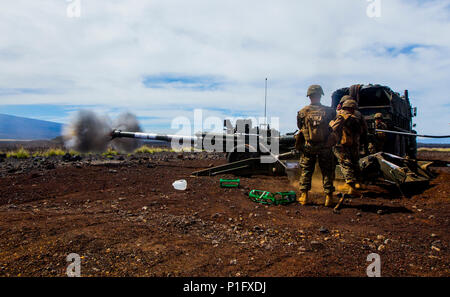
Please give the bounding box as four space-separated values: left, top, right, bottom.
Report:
368 114 388 154
330 99 368 184
297 103 336 194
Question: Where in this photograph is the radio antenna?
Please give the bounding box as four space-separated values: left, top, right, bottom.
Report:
264 77 267 125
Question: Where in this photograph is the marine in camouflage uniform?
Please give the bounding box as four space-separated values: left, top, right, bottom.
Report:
329 97 368 195
297 85 336 207
368 113 387 154
336 95 369 155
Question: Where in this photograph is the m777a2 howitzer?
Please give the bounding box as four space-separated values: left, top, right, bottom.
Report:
111 119 297 176
111 84 449 193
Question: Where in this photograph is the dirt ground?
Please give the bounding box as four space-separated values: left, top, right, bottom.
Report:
0 151 448 277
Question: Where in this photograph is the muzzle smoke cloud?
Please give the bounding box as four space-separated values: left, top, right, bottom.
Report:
63 110 142 153
110 112 143 152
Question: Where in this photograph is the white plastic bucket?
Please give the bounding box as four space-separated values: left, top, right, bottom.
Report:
172 179 187 191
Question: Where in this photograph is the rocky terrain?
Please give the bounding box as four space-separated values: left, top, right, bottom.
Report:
0 150 448 277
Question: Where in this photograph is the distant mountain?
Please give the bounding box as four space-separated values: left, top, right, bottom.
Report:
418 142 450 148
0 114 62 140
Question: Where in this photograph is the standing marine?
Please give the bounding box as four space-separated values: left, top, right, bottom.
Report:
296 85 336 207
329 97 368 195
368 113 387 154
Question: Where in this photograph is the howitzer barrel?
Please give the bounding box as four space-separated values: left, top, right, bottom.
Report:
111 129 296 154
376 129 450 138
112 129 292 143
111 130 197 144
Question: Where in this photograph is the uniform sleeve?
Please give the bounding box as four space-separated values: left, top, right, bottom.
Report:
297 111 304 130
328 112 343 147
330 114 344 132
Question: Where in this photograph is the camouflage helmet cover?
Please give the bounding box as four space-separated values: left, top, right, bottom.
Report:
374 113 383 119
339 95 354 104
342 99 357 109
307 85 324 97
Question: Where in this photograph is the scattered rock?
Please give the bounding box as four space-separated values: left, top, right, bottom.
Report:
310 241 324 250
62 153 82 162
431 246 441 252
319 226 329 234
431 240 441 249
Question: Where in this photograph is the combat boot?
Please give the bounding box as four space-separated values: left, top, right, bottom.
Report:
347 183 361 196
298 191 311 205
355 183 365 190
324 193 334 207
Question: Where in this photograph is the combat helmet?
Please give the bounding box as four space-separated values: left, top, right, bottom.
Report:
339 95 354 104
342 99 357 109
307 85 324 97
374 113 383 119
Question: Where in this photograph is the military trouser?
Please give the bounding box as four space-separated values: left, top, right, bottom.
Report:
299 143 335 194
334 145 361 184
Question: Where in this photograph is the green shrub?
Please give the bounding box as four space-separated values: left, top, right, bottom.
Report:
44 148 66 157
7 147 30 159
102 148 118 157
134 145 173 154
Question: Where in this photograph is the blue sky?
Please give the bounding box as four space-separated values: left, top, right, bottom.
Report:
0 0 449 142
142 74 225 91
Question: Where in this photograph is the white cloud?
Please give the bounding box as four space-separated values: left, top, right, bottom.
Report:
0 0 449 136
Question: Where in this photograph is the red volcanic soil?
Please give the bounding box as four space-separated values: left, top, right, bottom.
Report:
0 152 448 276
